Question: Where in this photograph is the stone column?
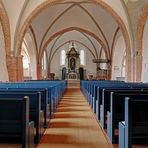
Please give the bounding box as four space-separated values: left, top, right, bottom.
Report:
37 63 42 80
47 65 51 78
136 52 142 82
107 62 112 80
6 55 24 81
6 55 17 81
17 55 24 81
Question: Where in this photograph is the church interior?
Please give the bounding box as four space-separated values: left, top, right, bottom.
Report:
0 0 148 148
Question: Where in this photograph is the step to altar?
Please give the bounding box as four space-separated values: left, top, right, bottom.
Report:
67 79 80 88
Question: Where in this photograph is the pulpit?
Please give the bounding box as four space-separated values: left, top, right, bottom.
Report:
92 58 110 80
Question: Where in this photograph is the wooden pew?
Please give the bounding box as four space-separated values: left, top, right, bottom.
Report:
0 92 44 143
80 80 148 122
80 80 127 119
101 88 148 128
0 80 67 121
107 93 148 144
0 88 49 128
119 97 148 148
0 97 34 148
96 84 129 120
0 82 63 117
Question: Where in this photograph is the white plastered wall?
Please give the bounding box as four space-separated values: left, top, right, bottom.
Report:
22 33 37 80
26 33 37 80
112 35 126 80
50 46 66 80
105 0 131 40
0 23 9 81
1 0 25 52
141 18 148 82
85 48 96 78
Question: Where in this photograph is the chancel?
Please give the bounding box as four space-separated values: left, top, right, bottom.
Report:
66 42 80 79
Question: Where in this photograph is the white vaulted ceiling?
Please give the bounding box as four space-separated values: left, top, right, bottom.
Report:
1 0 130 61
30 1 119 61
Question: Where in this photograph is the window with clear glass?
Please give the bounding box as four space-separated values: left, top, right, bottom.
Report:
121 52 126 77
60 50 66 65
21 42 30 69
42 51 47 70
21 41 31 77
80 50 85 65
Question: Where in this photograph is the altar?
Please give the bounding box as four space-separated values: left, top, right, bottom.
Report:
66 42 80 80
68 72 77 79
61 42 85 80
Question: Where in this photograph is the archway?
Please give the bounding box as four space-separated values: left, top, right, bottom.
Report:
141 19 148 82
0 22 9 81
112 35 126 81
16 0 132 80
136 3 148 82
0 2 10 81
22 32 37 80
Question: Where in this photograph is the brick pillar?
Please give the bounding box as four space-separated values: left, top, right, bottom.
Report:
107 62 112 80
136 52 142 82
6 55 17 81
96 63 100 77
6 55 24 81
37 63 42 80
17 55 24 81
47 66 50 78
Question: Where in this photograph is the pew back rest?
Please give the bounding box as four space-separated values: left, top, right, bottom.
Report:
126 97 148 135
0 97 29 135
124 97 148 147
0 92 41 122
104 89 148 113
0 89 47 111
97 84 130 105
111 93 148 125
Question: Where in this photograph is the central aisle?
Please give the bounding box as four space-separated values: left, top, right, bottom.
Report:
37 88 113 148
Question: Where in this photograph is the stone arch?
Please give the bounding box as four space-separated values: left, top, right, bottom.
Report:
136 3 148 82
48 40 96 65
0 1 11 56
39 27 108 63
0 2 12 81
22 31 37 80
16 0 132 80
112 35 126 80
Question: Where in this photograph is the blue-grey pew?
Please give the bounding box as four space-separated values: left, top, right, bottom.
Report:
119 97 148 148
108 93 148 144
101 88 148 129
0 92 44 143
0 97 34 148
0 88 49 128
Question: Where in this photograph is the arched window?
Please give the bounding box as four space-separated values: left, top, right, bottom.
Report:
60 50 66 65
41 51 47 78
21 41 30 77
42 51 47 70
121 51 126 77
80 50 85 65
